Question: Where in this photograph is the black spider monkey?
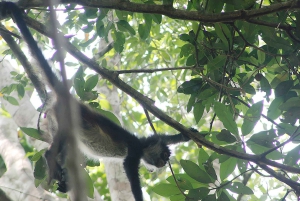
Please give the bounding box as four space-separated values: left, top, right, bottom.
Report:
2 2 196 201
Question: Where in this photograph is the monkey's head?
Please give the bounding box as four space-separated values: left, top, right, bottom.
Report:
140 135 171 171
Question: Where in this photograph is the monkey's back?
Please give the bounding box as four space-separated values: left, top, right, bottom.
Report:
78 103 140 159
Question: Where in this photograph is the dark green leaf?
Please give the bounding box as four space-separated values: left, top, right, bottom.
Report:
74 67 85 98
180 44 194 57
84 8 98 19
31 149 46 161
3 96 19 105
214 102 238 135
187 94 196 113
117 20 136 35
242 101 263 135
226 182 253 195
237 159 247 173
216 129 236 143
260 75 271 96
275 80 293 97
177 78 202 94
152 183 180 196
202 194 217 201
198 148 209 166
188 187 210 199
193 102 204 124
207 55 226 71
204 162 217 180
151 14 162 24
20 127 44 141
86 159 100 167
95 19 104 37
166 174 193 190
85 75 98 92
279 97 300 111
267 97 283 120
97 109 121 126
181 160 212 183
284 145 300 166
186 54 196 66
82 169 94 198
218 191 230 201
16 84 25 98
0 155 6 177
220 157 237 181
34 157 46 180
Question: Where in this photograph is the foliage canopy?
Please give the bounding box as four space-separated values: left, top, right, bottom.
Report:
1 0 300 200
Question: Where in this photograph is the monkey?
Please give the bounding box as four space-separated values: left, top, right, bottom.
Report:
2 2 196 201
43 102 196 200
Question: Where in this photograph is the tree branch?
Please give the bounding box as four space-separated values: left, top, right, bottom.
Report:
14 0 300 23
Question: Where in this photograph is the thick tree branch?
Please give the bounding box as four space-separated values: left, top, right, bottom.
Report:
14 0 300 23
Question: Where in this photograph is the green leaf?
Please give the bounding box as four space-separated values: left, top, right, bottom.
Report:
220 157 237 181
95 19 104 37
260 75 271 97
151 14 162 24
214 102 238 136
237 159 248 173
218 191 231 201
17 84 25 98
0 155 7 177
242 101 263 135
207 55 226 71
3 96 19 105
186 54 196 66
34 157 47 180
82 169 94 198
97 109 121 126
84 8 98 19
181 160 212 183
215 23 229 48
166 174 193 190
188 187 210 199
248 130 277 148
226 182 253 195
113 31 126 53
74 67 85 98
152 183 180 196
179 34 194 43
85 75 98 92
284 145 300 166
198 148 209 167
257 51 265 64
193 102 204 124
86 159 100 167
275 80 293 97
279 97 300 111
267 97 283 120
20 127 44 141
117 20 136 35
202 195 217 201
180 44 194 57
31 149 47 161
216 129 236 143
187 94 196 112
138 15 151 40
177 78 202 94
204 162 217 180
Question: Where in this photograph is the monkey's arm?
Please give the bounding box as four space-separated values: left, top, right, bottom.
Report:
160 128 197 145
123 144 144 201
